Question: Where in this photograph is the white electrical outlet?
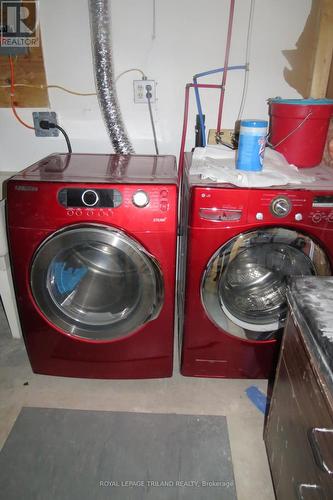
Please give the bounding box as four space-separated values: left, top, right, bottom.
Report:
133 80 156 103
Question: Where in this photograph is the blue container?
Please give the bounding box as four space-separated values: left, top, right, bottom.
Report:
236 119 268 171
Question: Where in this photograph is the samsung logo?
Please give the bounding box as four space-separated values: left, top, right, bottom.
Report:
15 185 38 192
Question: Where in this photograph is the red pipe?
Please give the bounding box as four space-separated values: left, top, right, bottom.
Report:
216 0 236 133
178 85 190 183
178 83 223 181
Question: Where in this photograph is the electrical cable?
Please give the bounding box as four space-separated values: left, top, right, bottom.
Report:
8 56 35 130
39 120 72 153
5 58 143 151
145 84 159 155
0 69 147 95
47 85 96 96
236 0 255 121
54 124 72 153
152 0 156 40
0 82 97 95
115 68 146 83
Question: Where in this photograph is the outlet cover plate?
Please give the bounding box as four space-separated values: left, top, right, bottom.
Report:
33 112 59 137
133 80 156 104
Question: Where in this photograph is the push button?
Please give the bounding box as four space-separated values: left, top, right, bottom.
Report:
312 213 322 223
160 201 168 212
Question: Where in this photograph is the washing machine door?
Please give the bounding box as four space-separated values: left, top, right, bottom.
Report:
31 224 164 340
201 227 330 341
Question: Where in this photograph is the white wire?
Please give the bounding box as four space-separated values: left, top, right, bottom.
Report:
115 68 146 83
0 83 96 96
0 68 147 96
152 0 156 40
237 0 255 121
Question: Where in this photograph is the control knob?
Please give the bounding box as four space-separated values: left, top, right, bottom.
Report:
132 190 149 208
271 196 291 217
81 189 99 207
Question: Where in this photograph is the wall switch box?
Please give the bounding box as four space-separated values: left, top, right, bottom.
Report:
133 80 156 104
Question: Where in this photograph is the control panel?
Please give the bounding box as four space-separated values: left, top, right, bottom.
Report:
58 186 171 215
247 190 333 226
7 181 177 232
194 187 333 228
58 188 122 208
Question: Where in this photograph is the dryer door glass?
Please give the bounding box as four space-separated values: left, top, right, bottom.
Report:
201 228 330 341
31 224 164 340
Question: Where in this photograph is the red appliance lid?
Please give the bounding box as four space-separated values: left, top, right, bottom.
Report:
9 153 178 184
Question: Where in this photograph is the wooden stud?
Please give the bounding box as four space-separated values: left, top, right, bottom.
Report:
309 0 333 98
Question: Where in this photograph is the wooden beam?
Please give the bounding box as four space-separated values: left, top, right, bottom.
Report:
0 0 49 108
0 44 49 108
309 0 333 98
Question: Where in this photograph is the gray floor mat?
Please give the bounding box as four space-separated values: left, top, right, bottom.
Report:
0 407 237 500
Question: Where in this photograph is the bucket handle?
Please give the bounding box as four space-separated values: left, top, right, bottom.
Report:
268 111 313 149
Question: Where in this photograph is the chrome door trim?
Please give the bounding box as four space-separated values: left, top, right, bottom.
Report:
30 223 164 341
200 228 330 341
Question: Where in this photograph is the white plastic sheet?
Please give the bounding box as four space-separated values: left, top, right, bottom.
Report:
191 145 316 187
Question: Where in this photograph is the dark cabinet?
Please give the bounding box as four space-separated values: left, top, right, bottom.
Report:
265 281 333 499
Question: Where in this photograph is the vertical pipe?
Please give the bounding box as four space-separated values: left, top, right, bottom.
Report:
216 0 236 133
178 84 190 182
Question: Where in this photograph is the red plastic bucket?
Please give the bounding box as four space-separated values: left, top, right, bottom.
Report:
269 98 333 167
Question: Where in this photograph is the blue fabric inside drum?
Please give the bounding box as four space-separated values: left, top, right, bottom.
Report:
52 262 88 294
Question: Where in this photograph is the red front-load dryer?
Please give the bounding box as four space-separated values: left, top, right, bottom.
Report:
179 154 333 379
6 153 178 379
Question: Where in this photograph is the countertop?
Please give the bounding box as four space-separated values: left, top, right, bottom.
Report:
287 277 333 394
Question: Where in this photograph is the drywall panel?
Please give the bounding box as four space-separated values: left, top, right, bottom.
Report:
0 0 311 172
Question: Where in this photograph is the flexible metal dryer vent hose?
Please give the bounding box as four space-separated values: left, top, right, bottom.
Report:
89 0 134 154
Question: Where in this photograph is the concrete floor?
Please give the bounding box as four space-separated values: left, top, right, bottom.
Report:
0 303 275 500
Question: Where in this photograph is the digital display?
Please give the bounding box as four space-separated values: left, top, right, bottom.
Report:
58 188 122 208
312 195 333 208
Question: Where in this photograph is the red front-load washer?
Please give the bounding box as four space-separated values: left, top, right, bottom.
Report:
6 153 178 379
179 154 333 379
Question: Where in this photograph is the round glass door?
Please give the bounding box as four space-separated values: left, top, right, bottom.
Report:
31 224 164 340
201 228 330 341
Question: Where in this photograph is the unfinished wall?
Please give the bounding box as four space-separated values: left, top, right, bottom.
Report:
0 0 311 171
